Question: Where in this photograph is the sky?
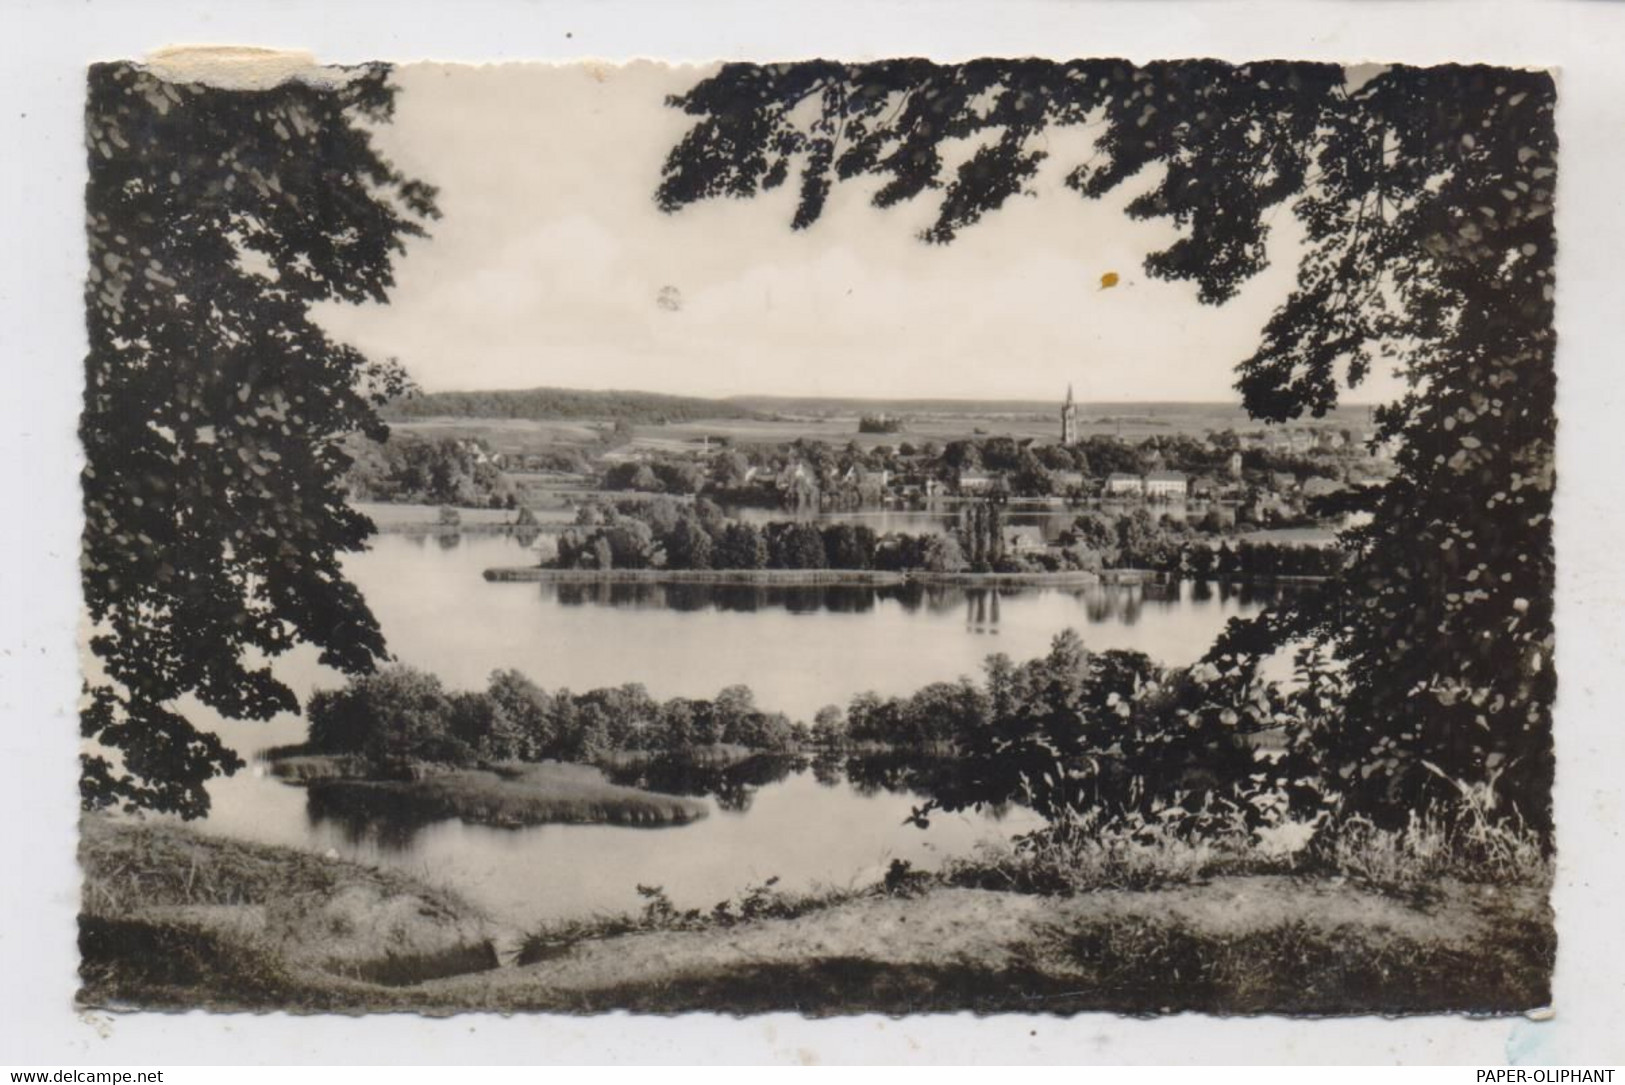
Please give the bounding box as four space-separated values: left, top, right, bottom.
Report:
316 61 1403 405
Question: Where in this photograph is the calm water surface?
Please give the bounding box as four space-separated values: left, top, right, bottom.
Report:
196 533 1274 927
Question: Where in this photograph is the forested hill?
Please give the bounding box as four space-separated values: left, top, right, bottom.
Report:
383 387 762 424
729 395 1060 416
728 396 1378 425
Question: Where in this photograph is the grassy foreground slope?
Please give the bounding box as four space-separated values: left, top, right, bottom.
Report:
79 818 1552 1016
78 817 503 1006
435 878 1551 1016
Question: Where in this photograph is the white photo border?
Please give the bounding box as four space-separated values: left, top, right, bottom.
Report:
3 0 1621 1065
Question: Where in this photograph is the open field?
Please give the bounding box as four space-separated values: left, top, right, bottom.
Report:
388 416 608 448
390 399 1374 458
79 817 1552 1015
729 396 1376 428
634 412 1234 450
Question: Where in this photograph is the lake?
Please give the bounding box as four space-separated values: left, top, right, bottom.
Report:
194 532 1278 928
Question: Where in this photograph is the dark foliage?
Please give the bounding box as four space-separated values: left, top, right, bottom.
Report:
552 498 973 573
344 433 511 506
858 414 905 434
81 63 438 816
658 59 1557 835
305 665 798 771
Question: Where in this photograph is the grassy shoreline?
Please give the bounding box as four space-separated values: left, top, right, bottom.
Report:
308 763 710 829
263 758 711 828
79 817 1554 1015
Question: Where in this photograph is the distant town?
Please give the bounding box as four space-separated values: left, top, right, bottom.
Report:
336 385 1394 585
353 385 1395 529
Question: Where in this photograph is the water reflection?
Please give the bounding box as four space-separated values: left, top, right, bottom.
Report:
966 589 1001 635
305 785 436 852
212 747 1050 928
599 751 806 813
339 535 1285 725
602 750 1000 815
809 751 846 788
301 752 998 854
842 751 968 805
544 578 1283 623
549 581 927 615
198 531 1275 927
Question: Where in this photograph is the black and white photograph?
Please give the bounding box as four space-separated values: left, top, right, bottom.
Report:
67 47 1566 1019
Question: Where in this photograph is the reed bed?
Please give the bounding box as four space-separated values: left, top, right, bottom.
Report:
307 763 709 828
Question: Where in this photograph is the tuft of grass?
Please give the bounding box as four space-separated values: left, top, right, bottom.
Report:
307 762 709 829
944 806 1291 895
943 793 1551 899
1309 807 1551 893
78 913 313 1010
78 815 469 916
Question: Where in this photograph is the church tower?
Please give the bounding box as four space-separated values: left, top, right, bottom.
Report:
1061 383 1079 445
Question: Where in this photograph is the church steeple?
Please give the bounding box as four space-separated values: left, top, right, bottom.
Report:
1061 383 1079 445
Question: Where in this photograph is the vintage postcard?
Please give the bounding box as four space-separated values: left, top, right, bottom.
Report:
76 52 1556 1016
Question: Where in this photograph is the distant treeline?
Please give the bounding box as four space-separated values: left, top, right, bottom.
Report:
298 627 1327 839
551 497 1340 580
384 387 760 424
554 498 968 573
940 434 1342 488
728 395 1065 416
1068 508 1346 576
603 459 707 494
304 666 802 771
858 414 905 434
345 434 514 507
